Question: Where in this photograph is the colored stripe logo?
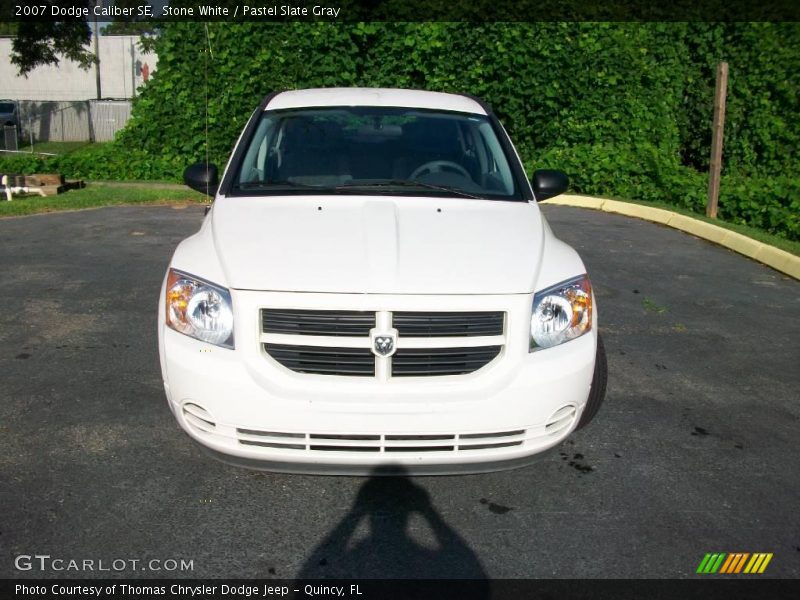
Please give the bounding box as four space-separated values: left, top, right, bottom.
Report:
696 552 773 574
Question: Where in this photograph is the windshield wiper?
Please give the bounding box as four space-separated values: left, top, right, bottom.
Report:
238 180 327 189
335 180 483 199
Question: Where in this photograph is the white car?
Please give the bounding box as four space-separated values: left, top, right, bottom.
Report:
159 88 607 475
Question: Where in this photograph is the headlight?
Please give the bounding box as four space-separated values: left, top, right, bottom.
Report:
530 274 592 351
165 269 234 349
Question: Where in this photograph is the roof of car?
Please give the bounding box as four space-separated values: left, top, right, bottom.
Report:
265 88 489 115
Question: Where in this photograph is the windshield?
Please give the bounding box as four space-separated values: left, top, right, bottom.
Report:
231 107 522 199
0 103 15 113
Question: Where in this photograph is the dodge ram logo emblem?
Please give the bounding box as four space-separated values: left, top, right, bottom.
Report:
373 335 394 356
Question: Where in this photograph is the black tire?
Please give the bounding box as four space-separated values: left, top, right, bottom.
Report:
576 334 608 429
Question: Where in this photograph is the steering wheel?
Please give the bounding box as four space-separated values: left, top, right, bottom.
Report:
410 160 471 181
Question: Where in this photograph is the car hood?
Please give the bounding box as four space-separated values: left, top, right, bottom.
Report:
211 195 544 294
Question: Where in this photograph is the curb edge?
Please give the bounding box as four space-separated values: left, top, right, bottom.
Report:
543 195 799 281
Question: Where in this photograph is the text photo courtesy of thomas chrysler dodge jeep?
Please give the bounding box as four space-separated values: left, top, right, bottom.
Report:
158 88 607 475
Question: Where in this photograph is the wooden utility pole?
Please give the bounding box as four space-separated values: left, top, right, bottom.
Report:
706 62 728 218
93 0 101 100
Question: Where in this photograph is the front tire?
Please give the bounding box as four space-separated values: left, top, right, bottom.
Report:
576 334 607 429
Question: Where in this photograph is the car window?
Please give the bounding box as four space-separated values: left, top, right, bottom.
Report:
233 107 521 199
0 103 16 113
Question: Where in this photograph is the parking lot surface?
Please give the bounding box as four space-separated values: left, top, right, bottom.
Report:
1 204 798 578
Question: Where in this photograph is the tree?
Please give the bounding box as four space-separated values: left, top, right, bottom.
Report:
6 1 160 76
0 23 19 36
9 1 94 76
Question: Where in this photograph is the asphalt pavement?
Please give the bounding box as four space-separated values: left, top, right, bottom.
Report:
1 204 798 579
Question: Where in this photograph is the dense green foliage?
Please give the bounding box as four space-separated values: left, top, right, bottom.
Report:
0 143 170 181
3 22 798 239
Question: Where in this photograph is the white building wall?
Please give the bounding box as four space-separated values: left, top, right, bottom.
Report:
0 35 157 101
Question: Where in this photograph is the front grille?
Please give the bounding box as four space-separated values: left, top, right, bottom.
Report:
236 428 525 453
392 346 502 377
261 308 505 378
393 311 504 337
262 309 374 336
264 343 375 376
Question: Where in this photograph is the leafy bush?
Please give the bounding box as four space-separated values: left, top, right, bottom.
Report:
0 143 178 182
718 174 800 239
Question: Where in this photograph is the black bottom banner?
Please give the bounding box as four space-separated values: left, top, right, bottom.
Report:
3 579 800 600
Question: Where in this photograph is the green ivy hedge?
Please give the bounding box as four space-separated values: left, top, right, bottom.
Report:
0 143 178 181
2 22 797 240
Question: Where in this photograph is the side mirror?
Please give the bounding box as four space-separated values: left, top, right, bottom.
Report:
531 169 569 202
184 163 218 196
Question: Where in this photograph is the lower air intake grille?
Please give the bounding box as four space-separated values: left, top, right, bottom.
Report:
545 405 577 436
235 428 527 453
264 344 375 376
392 346 502 376
182 403 216 434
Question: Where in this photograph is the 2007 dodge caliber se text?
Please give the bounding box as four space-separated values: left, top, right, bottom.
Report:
158 88 607 475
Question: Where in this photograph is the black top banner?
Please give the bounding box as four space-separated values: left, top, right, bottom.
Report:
4 0 800 22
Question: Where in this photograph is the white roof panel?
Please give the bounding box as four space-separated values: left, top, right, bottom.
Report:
265 88 487 115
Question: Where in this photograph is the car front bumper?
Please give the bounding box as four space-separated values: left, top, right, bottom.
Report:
159 289 597 475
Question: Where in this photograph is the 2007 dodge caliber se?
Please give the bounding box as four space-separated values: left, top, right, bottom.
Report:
158 88 607 475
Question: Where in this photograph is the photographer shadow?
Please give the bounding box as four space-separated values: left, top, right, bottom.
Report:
297 465 488 584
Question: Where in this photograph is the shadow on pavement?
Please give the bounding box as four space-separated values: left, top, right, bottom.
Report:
297 465 488 586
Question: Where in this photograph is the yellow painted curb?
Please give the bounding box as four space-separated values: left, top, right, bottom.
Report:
602 199 674 225
543 194 799 280
668 214 730 245
552 195 605 210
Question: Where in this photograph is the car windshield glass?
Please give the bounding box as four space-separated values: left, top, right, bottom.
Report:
0 103 15 113
232 106 521 199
